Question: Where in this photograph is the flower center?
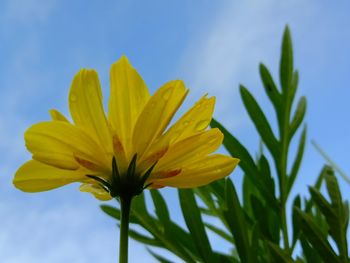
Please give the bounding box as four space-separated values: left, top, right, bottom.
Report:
87 154 156 199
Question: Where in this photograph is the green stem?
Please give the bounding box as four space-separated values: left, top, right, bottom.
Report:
119 196 132 263
277 92 292 251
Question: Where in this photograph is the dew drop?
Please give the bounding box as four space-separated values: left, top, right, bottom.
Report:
195 119 210 131
70 94 77 102
162 89 172 100
195 103 201 109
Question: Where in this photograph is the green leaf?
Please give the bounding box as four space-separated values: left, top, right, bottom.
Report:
294 208 339 262
239 85 279 159
132 194 197 262
250 195 272 241
267 242 294 263
309 187 335 222
100 204 138 224
279 26 293 92
128 228 162 247
224 179 251 263
288 126 307 194
289 96 307 139
150 189 170 226
242 174 260 216
291 195 301 247
205 223 234 243
250 224 259 263
290 70 299 105
179 189 215 263
325 173 348 260
211 119 279 211
147 248 175 263
299 234 322 263
211 118 256 172
100 204 120 219
259 63 281 110
258 155 275 195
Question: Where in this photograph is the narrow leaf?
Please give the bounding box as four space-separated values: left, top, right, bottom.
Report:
289 96 306 138
259 63 281 110
179 189 215 262
288 126 307 194
279 26 294 92
128 228 162 247
224 179 251 263
147 248 174 263
150 189 170 226
240 85 279 159
100 204 138 224
205 223 234 243
267 242 294 263
211 119 279 211
294 208 339 262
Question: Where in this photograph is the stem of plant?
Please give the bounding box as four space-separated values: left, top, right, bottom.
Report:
119 195 132 263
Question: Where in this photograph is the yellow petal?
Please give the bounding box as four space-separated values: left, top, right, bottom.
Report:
25 121 109 171
49 109 69 122
32 152 79 170
108 56 150 158
146 95 215 159
133 80 188 159
69 69 113 155
13 160 87 192
153 154 239 188
164 94 215 143
80 183 112 201
153 128 223 173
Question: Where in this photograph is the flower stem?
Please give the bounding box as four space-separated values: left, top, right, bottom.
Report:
119 195 132 263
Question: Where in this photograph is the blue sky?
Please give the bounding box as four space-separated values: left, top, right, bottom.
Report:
0 0 349 262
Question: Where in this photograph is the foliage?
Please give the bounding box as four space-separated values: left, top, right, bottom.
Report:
101 26 349 262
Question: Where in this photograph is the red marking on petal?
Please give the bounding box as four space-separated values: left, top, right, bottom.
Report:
74 156 100 171
143 147 168 164
152 169 181 179
113 135 124 154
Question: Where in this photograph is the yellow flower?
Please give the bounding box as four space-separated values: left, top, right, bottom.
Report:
13 56 239 200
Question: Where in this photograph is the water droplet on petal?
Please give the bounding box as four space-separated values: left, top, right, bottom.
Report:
70 94 77 102
195 119 210 131
162 89 172 100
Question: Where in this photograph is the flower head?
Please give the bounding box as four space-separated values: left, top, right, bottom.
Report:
13 56 239 200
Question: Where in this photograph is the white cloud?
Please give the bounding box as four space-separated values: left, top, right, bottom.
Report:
178 0 316 130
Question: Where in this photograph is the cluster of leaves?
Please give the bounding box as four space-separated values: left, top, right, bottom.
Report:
101 26 349 262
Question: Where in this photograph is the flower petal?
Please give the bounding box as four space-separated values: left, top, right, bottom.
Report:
164 94 215 143
80 183 112 201
145 95 215 160
49 109 69 122
133 80 188 159
13 160 87 192
69 69 113 155
153 128 223 173
109 56 150 158
152 154 239 188
25 121 110 171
